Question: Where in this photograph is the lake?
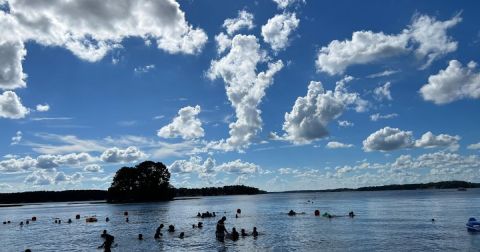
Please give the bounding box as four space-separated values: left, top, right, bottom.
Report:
1 189 480 251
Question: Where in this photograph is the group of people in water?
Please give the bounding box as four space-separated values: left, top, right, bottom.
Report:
215 216 258 242
288 209 356 219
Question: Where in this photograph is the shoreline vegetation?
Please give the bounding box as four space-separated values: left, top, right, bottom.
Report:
0 180 476 205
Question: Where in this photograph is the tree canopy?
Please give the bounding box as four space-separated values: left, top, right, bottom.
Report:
107 161 174 202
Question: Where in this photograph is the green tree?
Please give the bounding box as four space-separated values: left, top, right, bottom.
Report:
107 161 174 202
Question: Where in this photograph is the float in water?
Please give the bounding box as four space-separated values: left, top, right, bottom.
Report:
466 217 480 232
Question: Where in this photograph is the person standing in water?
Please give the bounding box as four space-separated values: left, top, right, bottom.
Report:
216 216 229 242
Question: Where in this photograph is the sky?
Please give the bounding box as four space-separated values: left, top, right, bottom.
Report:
1 0 480 192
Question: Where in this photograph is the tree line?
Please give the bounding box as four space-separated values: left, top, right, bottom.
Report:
0 160 264 204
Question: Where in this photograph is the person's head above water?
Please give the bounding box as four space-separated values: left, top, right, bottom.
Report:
222 216 226 221
103 230 107 234
138 234 143 240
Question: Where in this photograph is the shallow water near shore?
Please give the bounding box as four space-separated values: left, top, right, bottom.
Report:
1 189 480 251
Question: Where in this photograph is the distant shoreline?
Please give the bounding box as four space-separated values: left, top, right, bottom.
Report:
0 180 476 205
273 180 479 193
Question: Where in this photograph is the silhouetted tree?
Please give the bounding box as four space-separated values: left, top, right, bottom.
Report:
107 161 174 202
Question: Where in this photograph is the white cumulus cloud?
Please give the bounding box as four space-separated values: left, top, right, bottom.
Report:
261 12 299 51
100 146 146 163
363 127 414 152
414 131 460 151
0 40 26 90
157 105 204 140
326 141 354 149
279 77 367 144
0 90 29 119
36 103 49 112
208 34 283 151
420 60 480 104
223 10 254 35
316 14 461 75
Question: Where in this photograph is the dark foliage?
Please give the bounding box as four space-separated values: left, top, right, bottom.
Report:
355 180 480 191
278 180 480 193
175 185 266 197
0 190 107 204
107 161 175 202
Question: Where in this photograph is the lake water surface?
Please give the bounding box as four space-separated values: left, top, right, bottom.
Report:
1 189 480 251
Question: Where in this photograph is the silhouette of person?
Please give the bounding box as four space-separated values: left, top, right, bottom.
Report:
138 234 143 240
252 227 258 237
179 232 185 239
216 216 229 242
98 234 114 252
231 228 239 241
241 228 248 237
168 225 175 232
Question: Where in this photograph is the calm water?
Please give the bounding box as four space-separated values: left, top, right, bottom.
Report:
1 189 480 251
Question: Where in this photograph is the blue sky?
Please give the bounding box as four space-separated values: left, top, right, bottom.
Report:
1 0 480 192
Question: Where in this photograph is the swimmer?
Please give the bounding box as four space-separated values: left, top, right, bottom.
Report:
315 210 320 216
168 225 175 233
68 219 72 224
288 210 296 216
231 227 239 241
348 211 355 218
241 228 248 237
138 234 143 240
198 222 203 228
252 227 258 237
125 217 129 223
179 232 184 239
106 217 110 222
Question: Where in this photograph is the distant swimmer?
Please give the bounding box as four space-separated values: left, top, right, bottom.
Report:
20 221 24 226
67 219 72 224
75 214 80 220
155 224 164 238
237 209 241 214
198 222 203 228
179 232 185 239
124 211 128 216
231 228 239 241
241 228 248 237
105 217 110 222
315 210 320 216
125 217 129 223
25 249 31 252
252 227 258 237
138 234 143 240
349 211 355 218
26 220 29 225
216 216 229 242
168 225 175 233
288 210 296 216
197 212 201 217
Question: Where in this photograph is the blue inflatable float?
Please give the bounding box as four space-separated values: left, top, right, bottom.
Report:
466 217 480 232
